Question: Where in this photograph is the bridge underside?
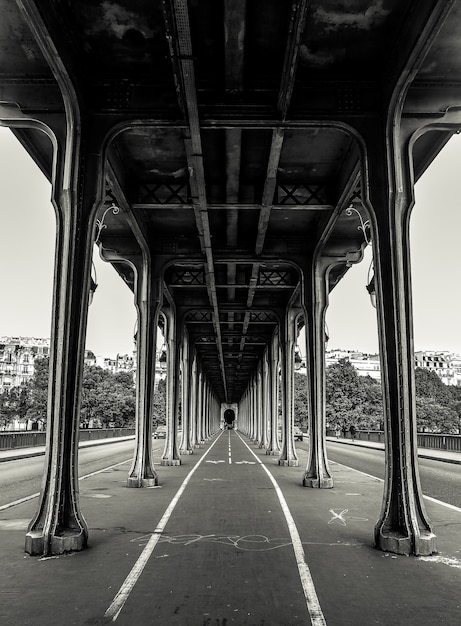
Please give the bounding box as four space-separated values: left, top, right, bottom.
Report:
1 0 461 557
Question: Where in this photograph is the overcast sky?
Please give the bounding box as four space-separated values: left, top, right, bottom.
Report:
1 126 460 358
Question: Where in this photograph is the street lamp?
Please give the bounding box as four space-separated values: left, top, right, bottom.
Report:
89 261 98 305
366 262 376 309
294 347 303 370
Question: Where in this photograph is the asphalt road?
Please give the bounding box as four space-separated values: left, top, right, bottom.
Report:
0 439 164 508
3 438 459 512
3 433 461 625
324 440 461 509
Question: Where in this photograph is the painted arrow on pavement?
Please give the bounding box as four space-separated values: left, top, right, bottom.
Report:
235 461 256 465
206 460 225 464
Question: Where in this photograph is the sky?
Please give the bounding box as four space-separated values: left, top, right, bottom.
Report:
1 126 461 358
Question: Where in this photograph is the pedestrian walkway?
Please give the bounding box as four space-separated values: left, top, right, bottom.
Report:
1 430 461 625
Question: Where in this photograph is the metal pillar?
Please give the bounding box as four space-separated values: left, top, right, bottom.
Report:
256 366 263 446
250 374 257 442
161 306 181 466
278 306 299 467
201 377 208 442
189 351 199 448
266 329 281 455
260 350 270 450
25 120 98 555
123 258 160 487
365 122 436 556
180 329 194 454
302 257 334 488
196 369 204 444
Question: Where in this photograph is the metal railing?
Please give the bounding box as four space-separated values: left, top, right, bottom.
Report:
0 428 135 450
328 429 461 452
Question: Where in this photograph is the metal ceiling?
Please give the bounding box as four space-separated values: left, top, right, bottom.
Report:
1 0 460 403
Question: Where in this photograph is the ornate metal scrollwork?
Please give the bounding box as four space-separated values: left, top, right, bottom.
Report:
94 203 120 244
345 205 371 246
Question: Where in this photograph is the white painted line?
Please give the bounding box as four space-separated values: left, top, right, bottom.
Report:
105 431 224 621
228 429 232 464
422 495 461 514
0 492 40 512
0 459 131 511
79 459 131 481
330 460 461 514
236 432 327 626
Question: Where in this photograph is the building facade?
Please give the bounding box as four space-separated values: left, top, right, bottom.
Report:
322 349 461 386
0 336 97 393
0 337 50 392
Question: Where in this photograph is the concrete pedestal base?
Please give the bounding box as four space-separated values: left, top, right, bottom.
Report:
266 449 281 456
160 458 181 466
25 529 87 556
375 529 437 556
303 476 334 488
278 459 299 467
127 476 158 488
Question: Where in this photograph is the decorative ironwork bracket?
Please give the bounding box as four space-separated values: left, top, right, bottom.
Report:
345 205 371 246
95 203 120 244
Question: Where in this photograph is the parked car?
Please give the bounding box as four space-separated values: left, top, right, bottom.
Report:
294 426 304 441
153 425 167 439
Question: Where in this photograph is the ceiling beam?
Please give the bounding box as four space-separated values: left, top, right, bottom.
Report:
163 0 228 400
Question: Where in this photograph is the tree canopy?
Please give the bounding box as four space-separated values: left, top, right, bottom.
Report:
0 358 137 430
292 359 461 434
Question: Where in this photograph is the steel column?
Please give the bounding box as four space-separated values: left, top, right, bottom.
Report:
278 307 299 467
180 328 194 454
161 306 181 466
126 262 161 486
25 121 98 555
302 258 333 488
366 122 436 556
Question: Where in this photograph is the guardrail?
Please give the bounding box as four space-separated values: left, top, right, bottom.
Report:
0 428 135 451
328 429 461 452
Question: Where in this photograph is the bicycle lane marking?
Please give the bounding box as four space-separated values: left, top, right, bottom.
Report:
236 431 327 626
105 430 225 622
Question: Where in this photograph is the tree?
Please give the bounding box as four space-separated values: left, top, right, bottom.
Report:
415 397 459 434
325 358 366 433
80 365 108 427
80 365 136 427
153 378 167 425
26 357 49 427
413 367 461 432
0 385 31 429
415 367 452 406
293 372 309 428
293 358 461 435
358 375 383 430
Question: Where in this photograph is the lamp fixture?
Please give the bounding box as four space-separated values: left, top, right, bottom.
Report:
89 261 98 306
366 262 376 309
294 347 303 370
